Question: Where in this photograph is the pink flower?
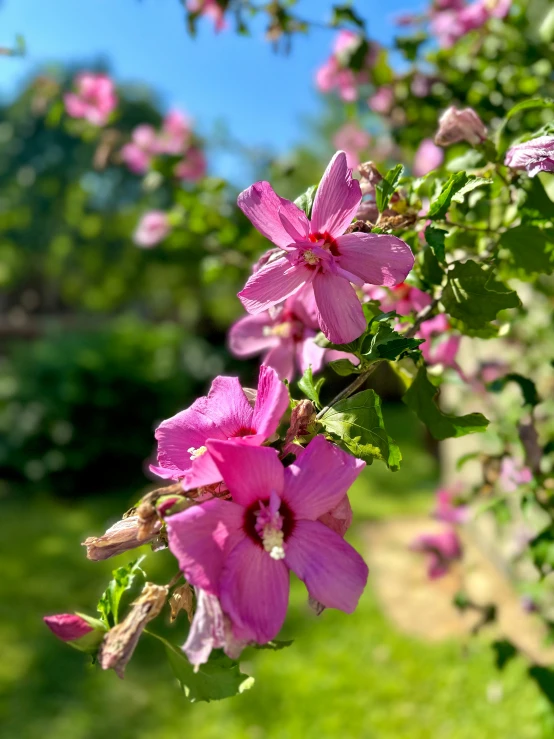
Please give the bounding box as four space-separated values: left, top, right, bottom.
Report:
435 106 488 147
175 146 207 182
413 139 444 176
505 135 554 178
315 31 375 102
499 457 533 493
333 123 371 169
167 435 368 644
418 314 461 368
133 211 171 248
151 365 289 490
44 613 94 641
121 124 158 174
229 286 357 381
157 110 191 155
433 484 469 524
64 73 117 126
237 151 414 344
431 0 511 47
368 86 395 114
365 282 432 316
411 528 462 579
187 0 226 31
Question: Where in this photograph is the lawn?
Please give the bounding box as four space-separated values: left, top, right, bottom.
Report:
1 405 552 738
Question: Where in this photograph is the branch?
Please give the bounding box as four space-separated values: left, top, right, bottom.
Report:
403 297 439 338
316 360 384 419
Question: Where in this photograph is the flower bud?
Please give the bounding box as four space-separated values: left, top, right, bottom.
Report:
44 613 106 653
283 399 316 456
435 106 487 147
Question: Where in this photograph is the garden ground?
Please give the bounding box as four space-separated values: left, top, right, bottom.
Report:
1 406 552 739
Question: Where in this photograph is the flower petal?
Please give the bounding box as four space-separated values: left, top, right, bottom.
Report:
166 499 244 595
228 313 278 358
181 448 225 491
153 402 224 479
296 334 325 376
220 537 290 644
312 271 366 344
238 257 311 315
310 151 361 237
251 364 289 440
263 341 296 383
335 232 414 287
238 181 310 248
283 435 364 520
207 439 285 506
201 376 254 438
285 519 368 613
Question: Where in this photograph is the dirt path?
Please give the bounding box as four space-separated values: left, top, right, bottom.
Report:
363 517 554 665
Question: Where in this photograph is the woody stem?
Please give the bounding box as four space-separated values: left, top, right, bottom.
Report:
316 360 384 419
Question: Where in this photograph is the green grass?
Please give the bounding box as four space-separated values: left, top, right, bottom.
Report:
1 406 552 738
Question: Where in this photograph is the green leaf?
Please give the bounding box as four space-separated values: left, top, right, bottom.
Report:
427 173 469 220
320 389 402 470
446 149 485 172
487 373 540 407
520 177 554 222
361 321 424 363
499 225 554 277
425 225 447 262
427 174 489 221
441 261 521 333
419 246 444 287
497 98 554 155
294 185 317 219
394 33 426 62
162 640 254 702
529 527 554 574
331 4 366 29
402 366 489 440
298 366 325 409
329 359 360 377
97 558 146 628
375 164 404 213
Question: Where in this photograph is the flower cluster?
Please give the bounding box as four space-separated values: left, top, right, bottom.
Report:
429 0 511 48
235 151 414 345
64 73 117 126
121 110 206 182
315 31 377 102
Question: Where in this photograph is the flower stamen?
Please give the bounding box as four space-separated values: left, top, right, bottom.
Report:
187 445 207 460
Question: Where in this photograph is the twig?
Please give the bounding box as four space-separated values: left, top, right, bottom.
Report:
316 361 383 419
404 298 439 338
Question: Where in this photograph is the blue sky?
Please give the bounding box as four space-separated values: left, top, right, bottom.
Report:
0 0 421 181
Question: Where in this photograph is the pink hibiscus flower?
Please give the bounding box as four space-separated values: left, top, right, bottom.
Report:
368 86 395 114
433 484 469 524
187 0 227 31
237 151 414 345
411 528 462 579
413 138 444 176
499 457 533 493
174 146 207 182
121 124 158 174
333 123 371 169
133 210 171 248
151 364 289 490
418 314 461 369
157 110 191 155
229 285 357 382
64 73 117 126
167 435 368 644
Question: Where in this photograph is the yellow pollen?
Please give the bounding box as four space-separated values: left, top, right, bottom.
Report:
188 445 207 460
262 527 285 560
303 249 320 266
